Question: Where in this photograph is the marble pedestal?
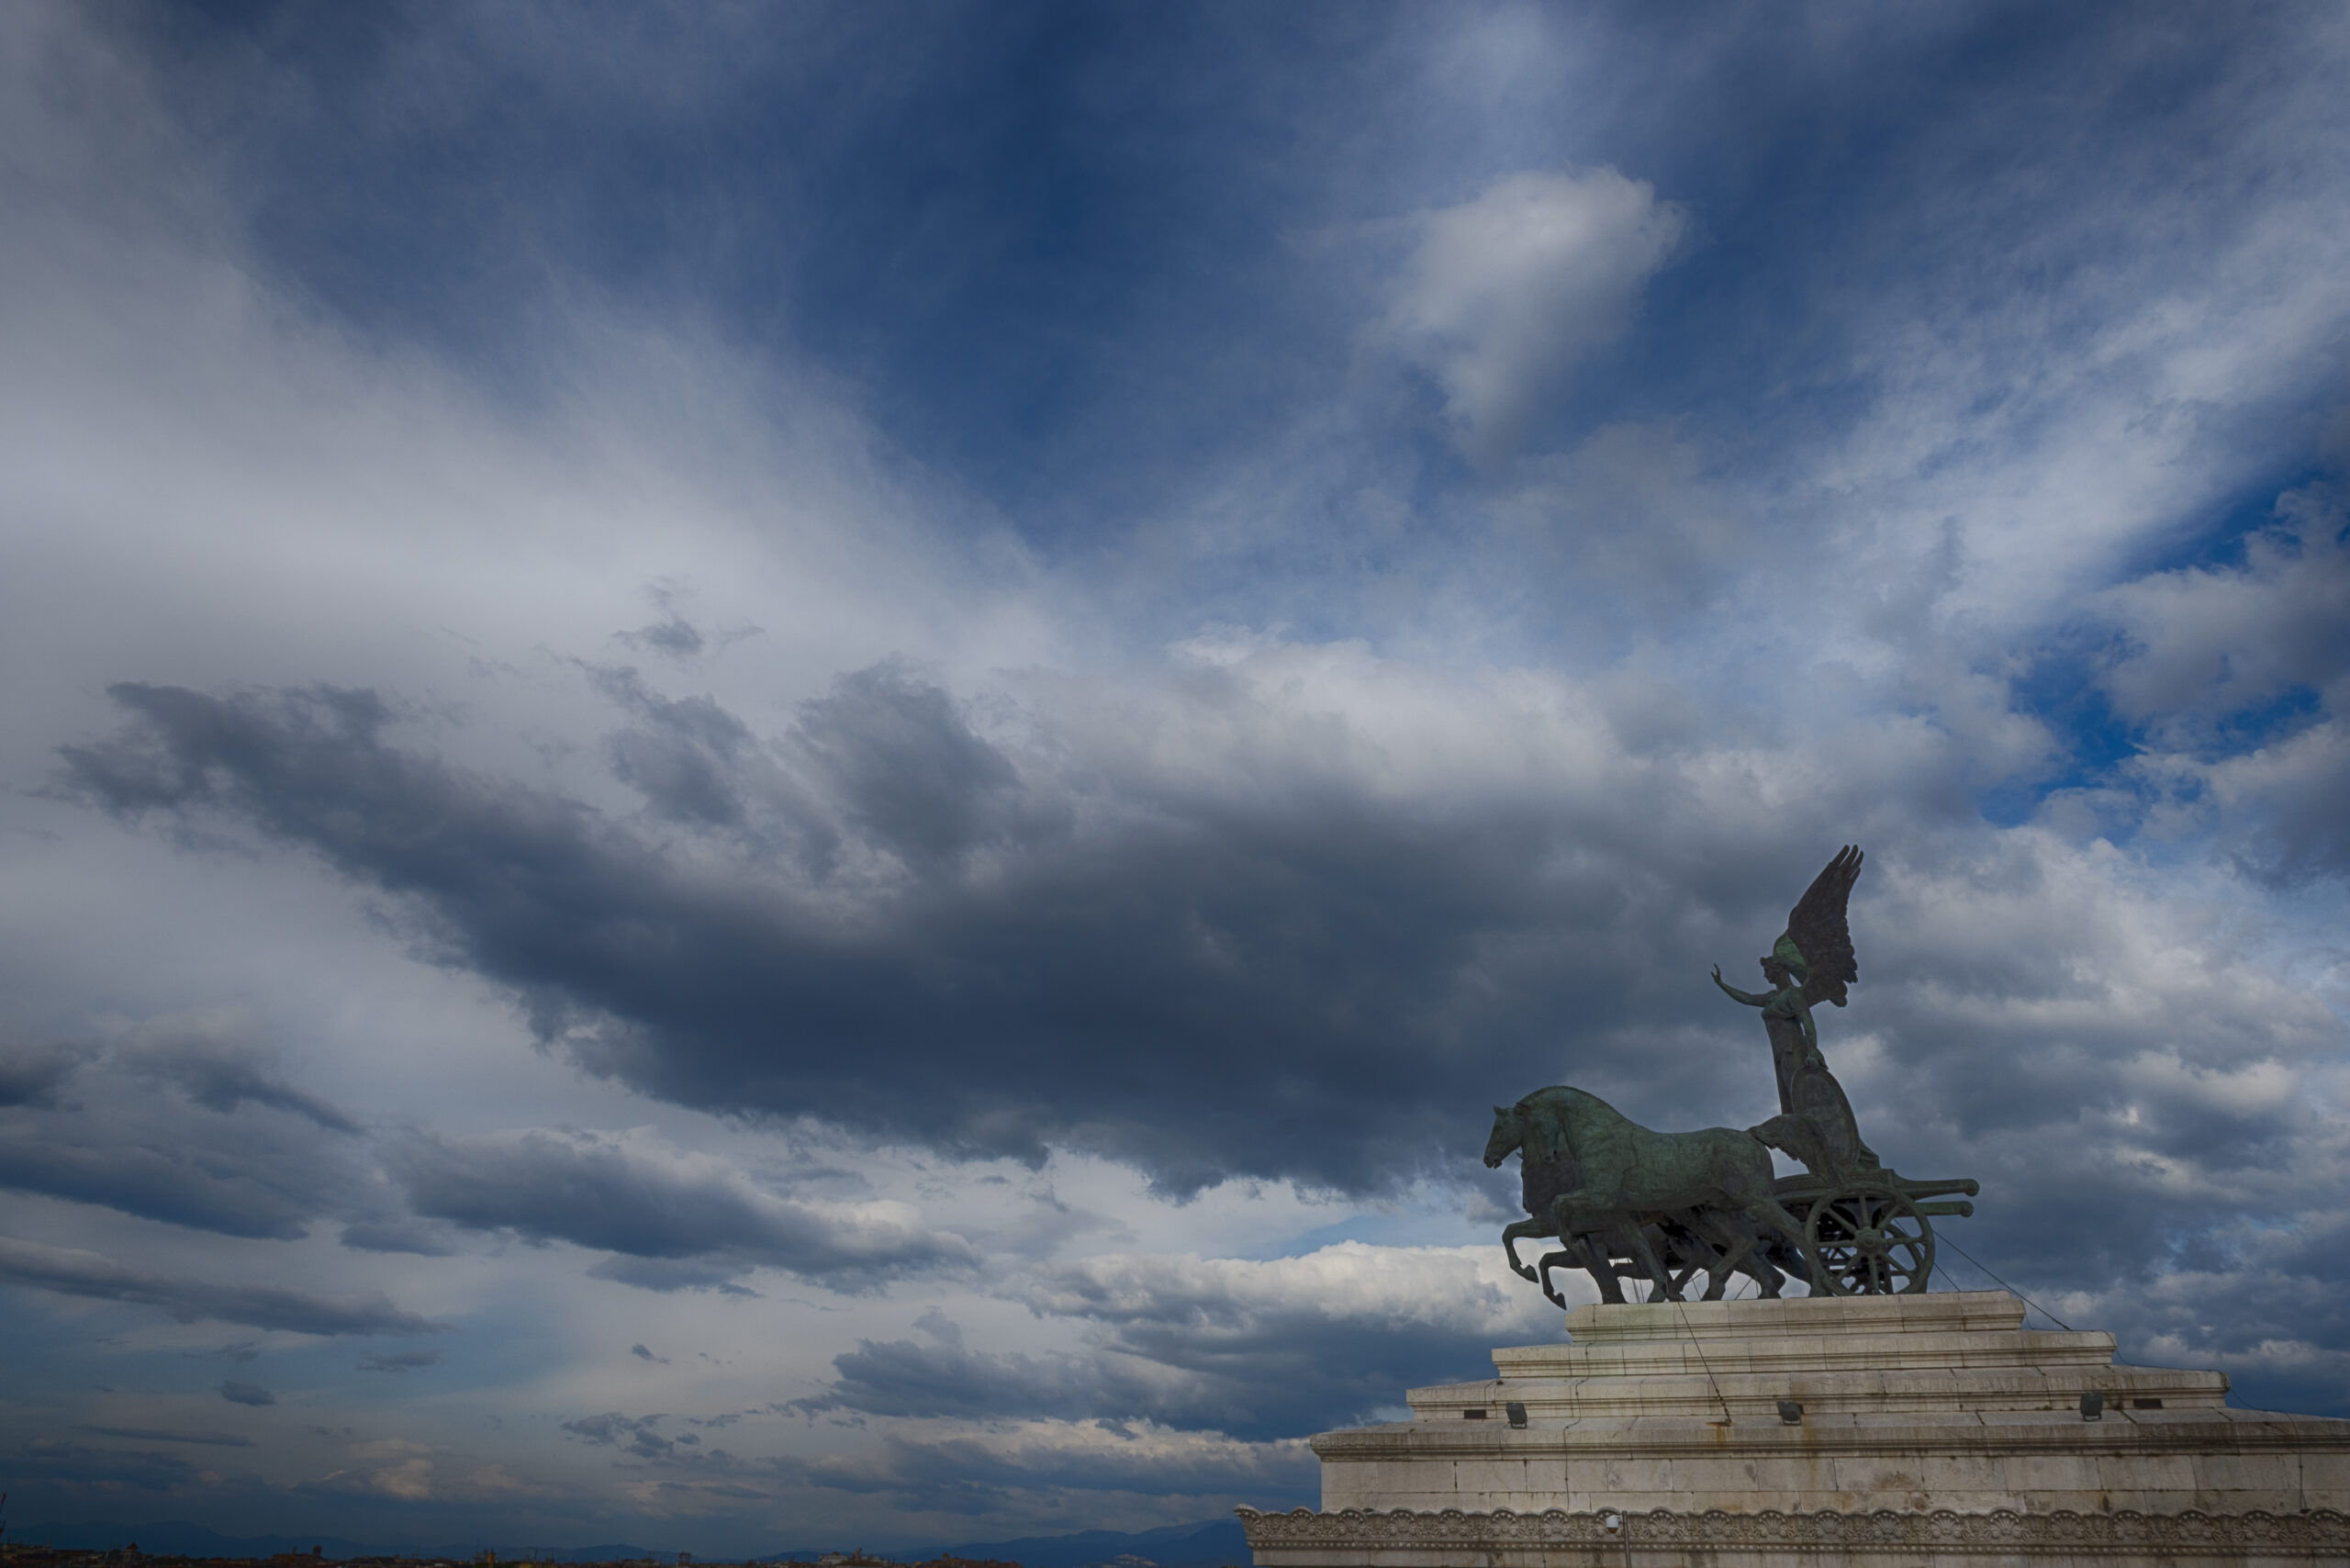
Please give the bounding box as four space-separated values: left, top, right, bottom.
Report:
1238 1292 2350 1565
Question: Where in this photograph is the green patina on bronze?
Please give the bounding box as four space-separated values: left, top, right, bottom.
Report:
1710 843 1879 1185
1489 846 1981 1304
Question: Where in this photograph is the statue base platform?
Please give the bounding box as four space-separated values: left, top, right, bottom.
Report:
1238 1292 2350 1565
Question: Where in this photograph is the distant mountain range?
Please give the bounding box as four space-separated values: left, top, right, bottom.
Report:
759 1519 1248 1568
6 1517 1251 1568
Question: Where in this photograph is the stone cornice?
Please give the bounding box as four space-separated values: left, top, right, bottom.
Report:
1237 1504 2350 1557
1479 1329 2126 1379
1311 1415 2350 1461
1551 1291 2026 1342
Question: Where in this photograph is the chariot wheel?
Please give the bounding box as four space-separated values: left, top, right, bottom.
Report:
1803 1185 1933 1295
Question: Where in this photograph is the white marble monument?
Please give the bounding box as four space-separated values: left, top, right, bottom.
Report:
1238 1291 2350 1566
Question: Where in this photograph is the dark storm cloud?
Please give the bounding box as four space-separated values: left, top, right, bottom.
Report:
116 1023 362 1134
585 1256 758 1294
0 1024 364 1239
337 1218 459 1257
786 662 1024 872
9 1438 204 1493
793 1339 1145 1427
56 672 1860 1200
78 1425 252 1447
388 1128 972 1285
0 1040 85 1106
52 660 2350 1366
0 1137 316 1238
218 1380 275 1407
0 1235 443 1336
357 1349 443 1372
595 666 758 830
563 1411 676 1458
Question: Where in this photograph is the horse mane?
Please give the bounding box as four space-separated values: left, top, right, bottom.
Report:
1515 1085 1594 1167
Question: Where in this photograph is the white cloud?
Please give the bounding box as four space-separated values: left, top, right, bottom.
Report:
1024 1241 1550 1339
2094 484 2350 736
1383 168 1686 461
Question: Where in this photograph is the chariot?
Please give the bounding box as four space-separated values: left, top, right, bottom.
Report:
1773 1170 1977 1296
1514 1167 1981 1306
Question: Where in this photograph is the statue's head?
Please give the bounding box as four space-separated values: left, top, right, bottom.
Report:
1483 1104 1517 1168
1761 932 1808 988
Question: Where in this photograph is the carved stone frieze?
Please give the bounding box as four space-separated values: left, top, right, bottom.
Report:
1236 1504 2350 1557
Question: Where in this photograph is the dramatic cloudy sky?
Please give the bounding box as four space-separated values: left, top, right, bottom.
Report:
6 0 2350 1553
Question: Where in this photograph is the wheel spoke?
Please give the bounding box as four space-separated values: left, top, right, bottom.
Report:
1801 1185 1940 1296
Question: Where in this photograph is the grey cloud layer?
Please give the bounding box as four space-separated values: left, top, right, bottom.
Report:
115 1018 362 1134
631 1417 1315 1515
0 1027 364 1240
780 1423 1315 1512
391 1128 974 1286
7 0 2350 1550
52 651 2350 1367
802 1245 1551 1439
58 670 1895 1197
0 1236 442 1337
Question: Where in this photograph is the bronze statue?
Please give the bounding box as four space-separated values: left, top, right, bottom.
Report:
1711 845 1880 1183
1487 846 1979 1301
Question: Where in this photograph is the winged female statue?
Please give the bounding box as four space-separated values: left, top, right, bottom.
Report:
1711 845 1882 1183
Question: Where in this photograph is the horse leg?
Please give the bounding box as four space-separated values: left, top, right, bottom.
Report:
1706 1212 1785 1299
1720 1212 1786 1299
1550 1199 1627 1305
1624 1224 1677 1303
1763 1231 1810 1289
1535 1249 1578 1308
1677 1210 1751 1301
1583 1209 1673 1304
1576 1233 1626 1305
1732 1193 1816 1294
1500 1217 1549 1282
1659 1216 1725 1301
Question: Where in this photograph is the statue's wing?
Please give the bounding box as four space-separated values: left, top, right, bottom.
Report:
1786 845 1863 1008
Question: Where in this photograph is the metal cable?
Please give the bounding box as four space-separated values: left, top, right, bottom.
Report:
1939 1235 2076 1331
1672 1295 1737 1423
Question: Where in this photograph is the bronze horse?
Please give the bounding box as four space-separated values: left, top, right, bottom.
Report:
1484 1086 1807 1304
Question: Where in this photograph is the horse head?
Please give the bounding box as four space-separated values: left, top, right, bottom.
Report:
1483 1104 1520 1168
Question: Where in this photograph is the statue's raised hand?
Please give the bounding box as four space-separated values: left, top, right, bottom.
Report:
1712 964 1763 1006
